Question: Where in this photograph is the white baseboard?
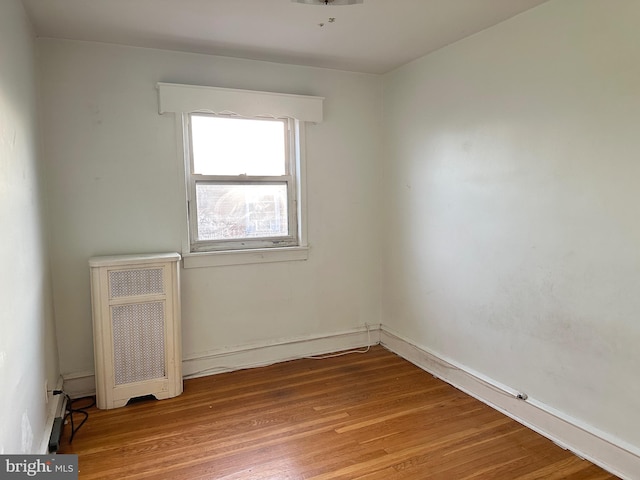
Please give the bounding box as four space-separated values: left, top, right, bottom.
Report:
380 326 640 480
183 325 380 379
61 371 98 400
62 324 380 396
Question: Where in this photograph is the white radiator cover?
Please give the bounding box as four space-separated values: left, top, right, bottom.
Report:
89 253 183 409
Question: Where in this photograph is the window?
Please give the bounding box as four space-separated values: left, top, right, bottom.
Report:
157 82 323 265
187 114 298 252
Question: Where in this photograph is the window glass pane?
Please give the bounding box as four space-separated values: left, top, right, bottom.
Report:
191 116 286 176
196 183 289 241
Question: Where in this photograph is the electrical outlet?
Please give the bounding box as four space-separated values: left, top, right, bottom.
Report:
44 379 49 404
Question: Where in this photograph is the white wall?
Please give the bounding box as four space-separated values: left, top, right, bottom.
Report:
383 0 640 451
39 40 383 378
0 0 59 453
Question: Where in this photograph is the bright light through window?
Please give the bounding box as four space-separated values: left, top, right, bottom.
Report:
191 116 286 176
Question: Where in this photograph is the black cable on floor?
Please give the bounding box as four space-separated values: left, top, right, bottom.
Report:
54 391 95 443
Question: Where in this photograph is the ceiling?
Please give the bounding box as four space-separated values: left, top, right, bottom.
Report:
21 0 549 74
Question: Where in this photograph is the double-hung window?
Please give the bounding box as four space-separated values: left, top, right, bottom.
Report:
157 82 323 264
188 114 298 252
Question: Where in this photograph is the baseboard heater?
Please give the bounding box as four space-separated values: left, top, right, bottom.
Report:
48 417 64 453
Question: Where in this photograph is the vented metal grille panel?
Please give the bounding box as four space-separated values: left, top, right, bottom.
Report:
109 268 164 298
111 302 166 385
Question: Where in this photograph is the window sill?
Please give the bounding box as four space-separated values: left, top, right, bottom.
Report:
182 246 309 268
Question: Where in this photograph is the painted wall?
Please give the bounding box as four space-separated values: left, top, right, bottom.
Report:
382 0 640 450
0 0 59 453
39 40 382 378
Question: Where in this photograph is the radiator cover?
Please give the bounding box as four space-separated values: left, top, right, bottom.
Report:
89 253 183 409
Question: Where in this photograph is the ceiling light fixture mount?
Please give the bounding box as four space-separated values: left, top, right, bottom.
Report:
292 0 363 5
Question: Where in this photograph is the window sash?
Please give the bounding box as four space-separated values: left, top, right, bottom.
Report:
189 114 289 177
188 176 298 251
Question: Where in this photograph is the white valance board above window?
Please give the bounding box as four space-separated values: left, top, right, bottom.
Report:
157 82 324 122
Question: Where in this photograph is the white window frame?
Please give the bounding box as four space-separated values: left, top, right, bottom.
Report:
158 83 322 268
186 113 299 253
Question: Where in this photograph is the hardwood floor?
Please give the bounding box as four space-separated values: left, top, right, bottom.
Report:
59 346 617 479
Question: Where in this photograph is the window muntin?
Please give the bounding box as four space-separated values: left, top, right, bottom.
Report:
187 114 298 252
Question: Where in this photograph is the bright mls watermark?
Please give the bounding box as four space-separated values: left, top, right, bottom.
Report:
0 455 77 479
